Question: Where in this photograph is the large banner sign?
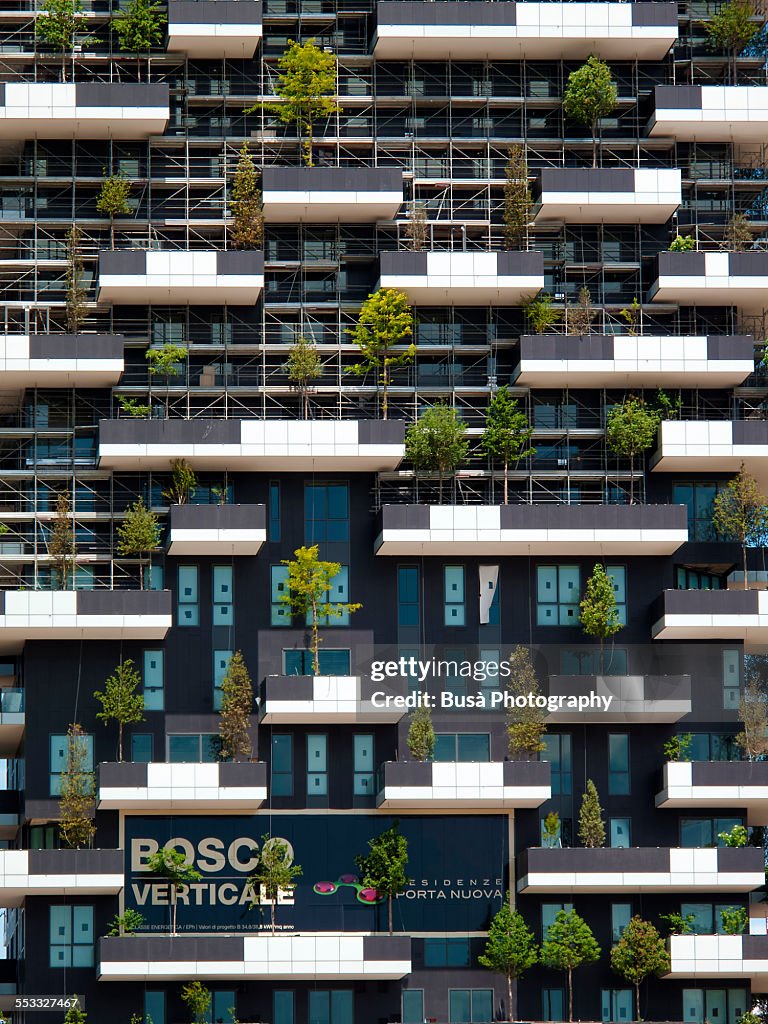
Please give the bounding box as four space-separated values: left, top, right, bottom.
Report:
124 814 508 933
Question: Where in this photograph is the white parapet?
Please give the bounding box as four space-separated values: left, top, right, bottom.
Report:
0 83 169 139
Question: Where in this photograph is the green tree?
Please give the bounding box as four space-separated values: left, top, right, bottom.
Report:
480 386 536 504
405 404 469 504
65 224 88 333
563 57 618 167
663 732 693 762
253 38 339 166
659 911 695 936
723 212 754 251
718 823 749 847
48 490 75 589
605 395 661 504
407 704 435 761
113 0 166 79
503 144 532 249
578 778 606 848
524 292 560 334
93 658 145 762
610 915 670 1021
96 170 132 248
567 285 596 336
506 645 546 758
355 821 409 935
107 908 145 936
720 906 749 934
163 457 197 505
279 544 362 674
347 288 415 420
116 497 161 588
713 465 768 588
580 563 622 665
180 982 211 1024
669 234 696 252
58 723 96 849
478 898 539 1019
404 199 429 251
737 677 768 760
146 343 188 415
542 810 561 847
218 651 254 761
705 0 758 82
147 847 202 934
541 909 601 1022
619 297 641 336
117 394 151 418
286 336 323 419
248 835 303 934
230 141 264 250
37 0 95 81
63 1005 87 1024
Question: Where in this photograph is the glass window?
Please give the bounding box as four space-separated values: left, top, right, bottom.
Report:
444 566 466 626
210 991 235 1024
434 733 490 762
49 732 93 796
304 483 350 543
542 733 572 796
213 566 233 626
274 992 294 1024
284 649 350 676
354 734 374 797
308 990 353 1024
402 990 425 1024
681 817 743 848
602 989 633 1022
131 733 153 763
314 566 351 627
213 650 233 712
543 989 565 1022
145 992 165 1024
609 734 630 795
537 565 580 626
542 903 573 938
683 989 748 1024
178 565 199 626
676 566 724 590
272 734 293 796
49 905 93 968
271 566 291 626
674 482 724 541
143 649 164 711
561 648 628 676
167 734 219 763
449 989 493 1023
398 566 420 627
723 650 741 711
610 818 631 848
307 734 328 796
424 938 470 967
611 904 632 942
149 564 164 591
606 566 627 625
269 481 281 542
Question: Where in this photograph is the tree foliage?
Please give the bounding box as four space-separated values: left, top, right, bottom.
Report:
407 704 435 761
478 898 539 1018
116 497 161 588
503 144 532 249
107 908 144 936
96 171 132 247
286 336 323 419
230 142 264 249
524 292 560 334
723 212 754 251
567 286 597 335
279 544 362 674
541 909 601 1022
218 651 254 761
63 1006 87 1024
113 0 166 76
93 658 145 762
48 490 75 589
147 847 202 934
37 0 96 80
248 835 303 933
404 199 429 251
605 396 661 504
58 723 96 849
480 386 535 503
147 343 187 414
355 821 409 935
669 234 696 251
65 224 88 333
705 0 758 81
580 563 622 651
713 465 768 588
347 288 415 420
405 404 468 503
163 457 197 505
256 38 339 165
563 57 618 166
505 645 546 758
610 915 670 1021
578 778 606 848
180 982 211 1024
736 677 768 760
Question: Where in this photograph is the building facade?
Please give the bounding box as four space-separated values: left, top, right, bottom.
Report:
0 0 767 1022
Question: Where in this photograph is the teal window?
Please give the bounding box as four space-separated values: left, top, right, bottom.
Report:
542 903 573 939
168 733 219 762
131 734 153 763
213 566 233 626
611 904 632 942
681 903 747 935
543 989 565 1022
448 989 493 1023
434 733 489 762
537 565 580 626
682 990 747 1024
398 566 420 627
209 991 236 1024
149 564 164 590
284 649 350 675
49 906 93 968
314 566 351 626
274 992 294 1024
444 566 465 626
608 734 630 795
723 650 740 711
269 481 281 542
602 989 633 1022
353 734 374 797
143 649 164 711
271 566 290 626
610 818 631 848
561 648 627 675
308 990 353 1024
178 565 199 625
402 991 425 1024
424 938 470 967
681 817 743 847
213 650 233 711
673 482 724 541
676 566 723 590
307 734 328 796
50 732 93 796
542 733 572 795
305 483 349 543
606 566 627 625
272 734 293 796
145 993 165 1024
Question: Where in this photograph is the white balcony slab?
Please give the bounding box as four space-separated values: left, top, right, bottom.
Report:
98 762 267 811
167 0 262 57
167 504 266 556
649 85 768 141
651 588 768 645
534 168 681 223
259 676 405 724
667 934 768 988
0 82 169 139
378 251 544 305
0 334 124 388
98 250 264 305
546 674 692 723
0 850 123 907
657 761 768 825
650 251 768 313
262 168 403 223
376 761 551 809
651 420 768 486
